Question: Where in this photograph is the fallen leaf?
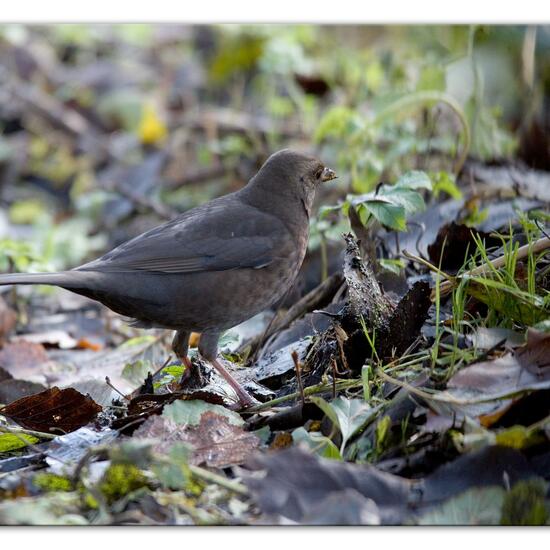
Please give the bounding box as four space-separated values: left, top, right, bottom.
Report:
0 340 51 382
245 445 540 525
135 411 259 468
76 338 102 351
45 427 118 475
138 103 167 145
427 222 500 272
447 328 550 401
0 378 47 405
183 411 260 468
245 447 411 524
1 387 102 434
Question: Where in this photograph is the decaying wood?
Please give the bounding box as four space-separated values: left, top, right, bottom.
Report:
303 234 430 378
341 233 392 326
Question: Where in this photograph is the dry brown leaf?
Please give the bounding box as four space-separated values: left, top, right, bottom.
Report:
135 411 259 468
0 386 102 434
0 340 50 380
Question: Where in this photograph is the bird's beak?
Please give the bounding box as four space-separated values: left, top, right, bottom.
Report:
321 167 337 182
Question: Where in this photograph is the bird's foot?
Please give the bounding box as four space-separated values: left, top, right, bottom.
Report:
211 358 259 410
178 355 208 391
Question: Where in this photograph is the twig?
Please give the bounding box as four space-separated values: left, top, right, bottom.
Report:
331 358 337 399
247 379 362 412
434 236 550 300
291 350 305 406
105 377 130 402
189 465 248 496
0 424 57 440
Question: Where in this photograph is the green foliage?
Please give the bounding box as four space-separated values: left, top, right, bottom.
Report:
500 479 549 525
431 171 463 200
310 396 373 454
121 359 155 387
0 239 46 273
209 31 265 84
33 473 73 493
374 415 392 456
325 171 432 232
462 231 550 327
0 432 39 453
291 427 343 460
155 364 186 389
151 443 191 491
98 463 151 505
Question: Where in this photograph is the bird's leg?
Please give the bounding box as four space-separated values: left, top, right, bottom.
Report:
172 330 193 370
199 331 257 408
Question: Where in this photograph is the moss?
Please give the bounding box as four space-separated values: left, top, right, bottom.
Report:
500 479 549 525
98 463 150 504
33 473 73 493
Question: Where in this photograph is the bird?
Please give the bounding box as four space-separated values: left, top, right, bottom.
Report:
0 149 336 407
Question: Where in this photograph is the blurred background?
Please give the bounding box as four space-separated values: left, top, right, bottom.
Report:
0 24 549 287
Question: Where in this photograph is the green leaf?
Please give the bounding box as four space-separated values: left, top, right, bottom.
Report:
310 396 373 451
395 170 432 190
379 258 405 275
121 359 154 387
151 443 190 490
417 65 446 92
362 199 406 231
361 365 371 402
0 432 39 452
291 427 343 460
500 479 549 525
378 186 426 215
432 171 463 199
375 415 392 455
494 425 543 450
162 400 243 427
418 486 505 525
314 105 358 142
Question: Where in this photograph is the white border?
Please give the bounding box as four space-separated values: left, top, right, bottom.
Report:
0 1 549 23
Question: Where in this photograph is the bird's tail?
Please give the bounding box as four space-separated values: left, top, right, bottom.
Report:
0 271 76 287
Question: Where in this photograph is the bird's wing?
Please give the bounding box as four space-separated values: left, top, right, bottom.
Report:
76 195 290 275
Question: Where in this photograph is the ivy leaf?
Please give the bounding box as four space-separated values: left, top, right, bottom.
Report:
361 198 406 231
377 186 426 215
292 427 343 460
311 396 373 452
395 170 432 190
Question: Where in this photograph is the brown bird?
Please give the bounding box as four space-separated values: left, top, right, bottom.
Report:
0 150 336 407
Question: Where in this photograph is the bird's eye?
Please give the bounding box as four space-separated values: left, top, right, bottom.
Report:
314 167 324 179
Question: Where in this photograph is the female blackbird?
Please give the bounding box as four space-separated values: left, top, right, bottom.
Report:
0 149 336 407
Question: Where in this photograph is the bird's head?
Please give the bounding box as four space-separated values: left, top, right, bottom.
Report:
243 149 336 218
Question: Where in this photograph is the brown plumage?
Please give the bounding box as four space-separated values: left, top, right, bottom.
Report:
0 149 336 407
